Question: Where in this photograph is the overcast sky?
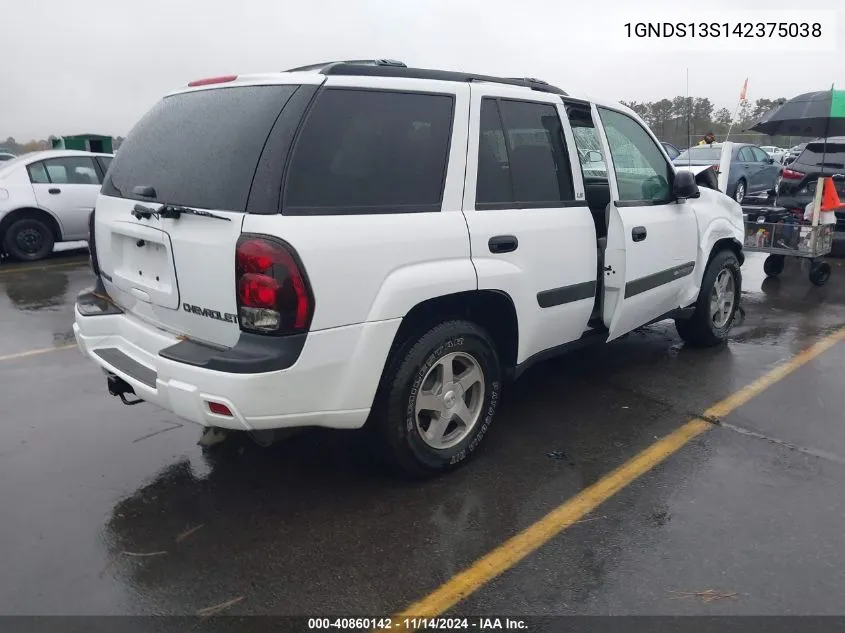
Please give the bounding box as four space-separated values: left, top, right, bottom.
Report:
2 0 842 140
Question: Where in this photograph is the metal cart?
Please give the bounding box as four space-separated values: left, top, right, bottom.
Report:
742 205 833 286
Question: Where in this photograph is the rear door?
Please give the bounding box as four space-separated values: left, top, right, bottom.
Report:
596 105 698 341
95 79 321 347
30 156 102 239
461 85 597 364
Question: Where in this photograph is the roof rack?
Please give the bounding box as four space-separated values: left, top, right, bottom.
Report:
285 59 407 72
283 60 567 96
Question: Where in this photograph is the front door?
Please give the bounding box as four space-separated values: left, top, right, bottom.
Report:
749 146 779 195
461 85 598 364
595 106 699 341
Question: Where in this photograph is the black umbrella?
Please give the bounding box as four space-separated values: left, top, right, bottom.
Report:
749 89 845 137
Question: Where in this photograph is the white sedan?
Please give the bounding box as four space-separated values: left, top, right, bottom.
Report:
0 149 113 261
759 145 786 164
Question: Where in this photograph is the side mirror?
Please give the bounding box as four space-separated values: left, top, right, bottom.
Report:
673 170 700 200
586 150 602 163
767 157 775 164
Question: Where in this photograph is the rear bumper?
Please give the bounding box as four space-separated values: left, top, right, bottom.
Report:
73 292 401 431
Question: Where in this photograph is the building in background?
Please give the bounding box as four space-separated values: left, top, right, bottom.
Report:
51 134 113 153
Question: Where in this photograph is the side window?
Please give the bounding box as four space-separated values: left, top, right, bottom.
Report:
96 156 113 175
284 89 454 214
751 147 769 162
42 157 101 185
597 108 672 203
475 98 575 209
27 162 50 184
566 104 607 179
738 147 754 162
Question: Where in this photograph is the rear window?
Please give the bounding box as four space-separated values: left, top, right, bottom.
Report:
675 147 722 161
103 85 298 211
283 88 454 214
797 141 845 169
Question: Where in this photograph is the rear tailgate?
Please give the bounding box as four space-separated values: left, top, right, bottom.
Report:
94 79 316 348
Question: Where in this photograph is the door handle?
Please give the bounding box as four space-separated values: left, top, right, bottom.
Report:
48 188 61 194
488 235 518 254
631 226 647 242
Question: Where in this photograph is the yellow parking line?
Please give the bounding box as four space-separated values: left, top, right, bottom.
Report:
0 344 77 363
0 259 88 276
395 327 845 622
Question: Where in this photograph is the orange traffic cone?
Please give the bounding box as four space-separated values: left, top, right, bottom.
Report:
821 177 843 211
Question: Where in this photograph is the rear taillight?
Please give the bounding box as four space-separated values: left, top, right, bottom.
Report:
88 209 100 276
782 168 805 180
235 235 314 335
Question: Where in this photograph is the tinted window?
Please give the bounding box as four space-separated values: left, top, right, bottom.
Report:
567 106 607 178
476 98 575 208
598 108 672 202
284 89 454 214
105 85 298 211
675 147 722 161
27 162 50 184
798 141 845 168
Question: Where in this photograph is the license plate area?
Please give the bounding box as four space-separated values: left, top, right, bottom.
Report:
108 222 179 309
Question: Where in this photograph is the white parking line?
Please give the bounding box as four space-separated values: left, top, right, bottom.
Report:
0 344 77 363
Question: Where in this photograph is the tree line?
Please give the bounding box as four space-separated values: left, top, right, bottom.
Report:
1 136 125 155
618 97 811 149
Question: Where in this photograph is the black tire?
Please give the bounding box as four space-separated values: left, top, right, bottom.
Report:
370 320 502 478
675 250 742 348
2 217 55 262
809 262 831 286
763 254 785 277
733 178 747 204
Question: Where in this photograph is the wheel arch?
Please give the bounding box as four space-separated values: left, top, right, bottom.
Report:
385 289 520 377
0 207 64 247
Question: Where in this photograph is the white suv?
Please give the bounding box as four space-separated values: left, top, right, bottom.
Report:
74 60 744 476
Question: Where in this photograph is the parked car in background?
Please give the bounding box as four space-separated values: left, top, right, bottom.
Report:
0 150 114 260
783 142 809 165
759 145 786 163
777 137 845 233
673 142 782 204
661 141 682 160
0 152 16 162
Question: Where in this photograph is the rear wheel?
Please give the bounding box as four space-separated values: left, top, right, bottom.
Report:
763 254 785 277
675 250 742 347
370 320 501 478
733 179 747 204
3 217 55 261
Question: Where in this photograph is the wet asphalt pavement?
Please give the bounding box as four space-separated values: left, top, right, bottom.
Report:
1 248 845 617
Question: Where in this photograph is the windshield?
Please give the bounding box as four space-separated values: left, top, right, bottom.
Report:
675 147 722 162
103 84 299 211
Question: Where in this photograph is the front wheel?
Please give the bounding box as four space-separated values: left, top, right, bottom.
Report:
370 320 501 478
675 250 742 347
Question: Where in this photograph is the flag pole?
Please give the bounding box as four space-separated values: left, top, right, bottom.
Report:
725 78 748 142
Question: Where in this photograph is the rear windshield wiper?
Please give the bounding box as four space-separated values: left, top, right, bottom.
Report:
132 203 231 222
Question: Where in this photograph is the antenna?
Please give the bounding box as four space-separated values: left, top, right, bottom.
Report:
687 68 692 171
